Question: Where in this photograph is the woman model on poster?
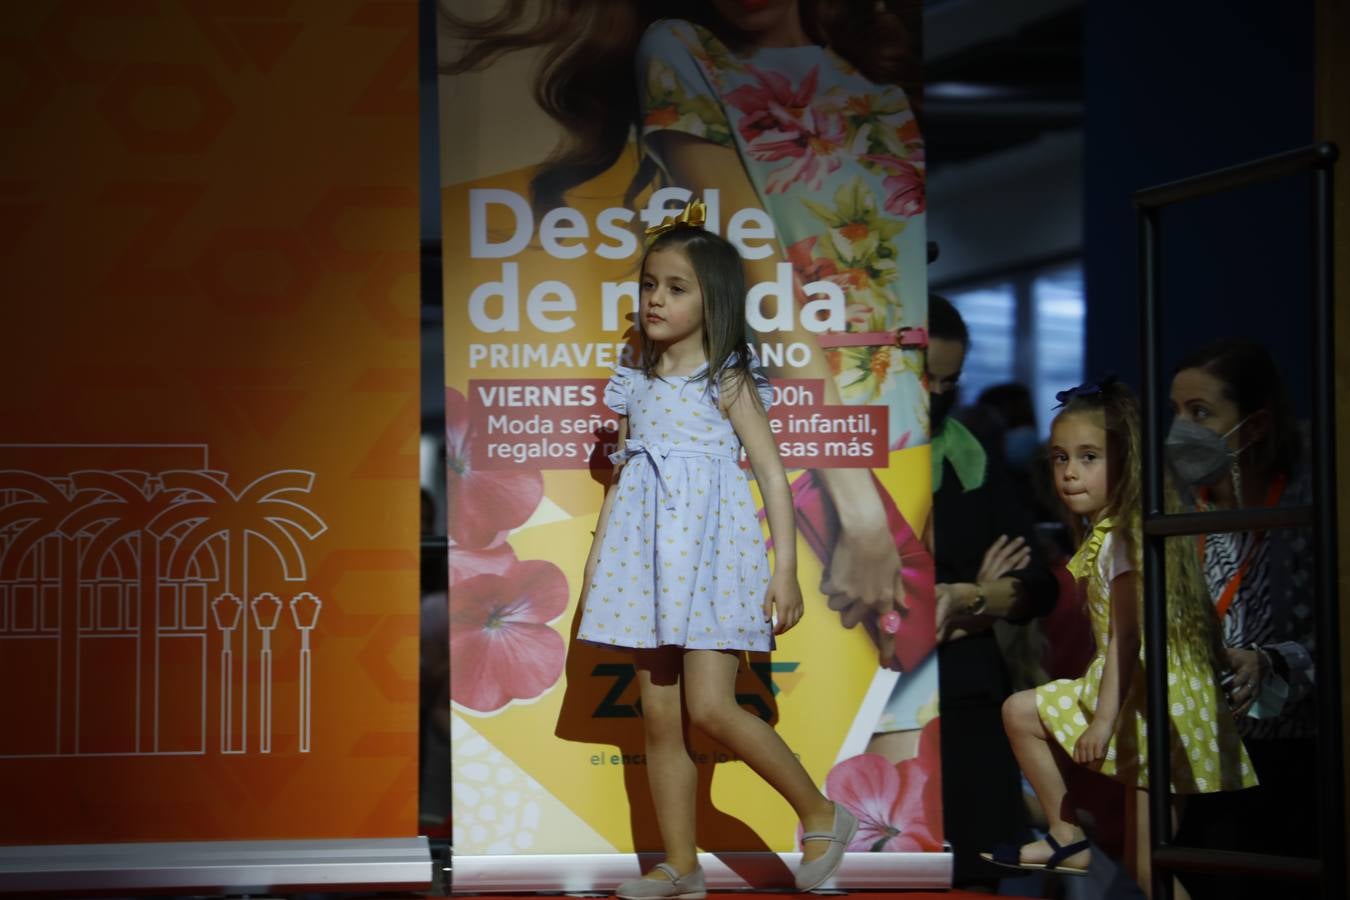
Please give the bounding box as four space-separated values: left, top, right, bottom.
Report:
443 0 930 672
985 379 1257 898
574 205 857 897
1166 338 1319 900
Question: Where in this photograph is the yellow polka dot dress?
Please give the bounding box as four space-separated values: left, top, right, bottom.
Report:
1035 518 1257 794
576 361 775 652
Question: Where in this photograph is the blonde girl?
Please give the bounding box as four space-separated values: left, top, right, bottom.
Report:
985 378 1256 897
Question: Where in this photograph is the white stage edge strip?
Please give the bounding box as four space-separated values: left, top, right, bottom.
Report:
451 851 952 892
0 837 433 894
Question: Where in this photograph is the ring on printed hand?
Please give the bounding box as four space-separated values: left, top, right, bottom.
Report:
879 609 902 635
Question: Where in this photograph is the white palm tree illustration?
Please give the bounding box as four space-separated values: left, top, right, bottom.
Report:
150 470 325 754
0 471 101 754
64 471 182 753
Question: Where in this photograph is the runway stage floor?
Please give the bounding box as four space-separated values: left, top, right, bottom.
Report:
453 894 1030 899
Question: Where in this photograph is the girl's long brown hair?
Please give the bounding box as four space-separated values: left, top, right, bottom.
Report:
1054 384 1226 669
439 1 919 212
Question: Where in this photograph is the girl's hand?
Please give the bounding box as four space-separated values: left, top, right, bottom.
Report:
1224 646 1269 717
1074 718 1113 765
977 534 1031 583
763 569 804 635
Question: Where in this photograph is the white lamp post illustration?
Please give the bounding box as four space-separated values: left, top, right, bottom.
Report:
210 592 244 754
250 592 282 754
289 592 321 753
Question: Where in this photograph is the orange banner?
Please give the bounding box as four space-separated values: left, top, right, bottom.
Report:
0 1 420 843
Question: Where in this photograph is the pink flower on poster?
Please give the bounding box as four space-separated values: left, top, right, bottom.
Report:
446 387 543 549
861 152 926 217
448 543 517 586
726 65 847 193
450 559 568 713
822 718 944 851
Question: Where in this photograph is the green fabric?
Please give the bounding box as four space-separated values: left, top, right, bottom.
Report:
931 418 987 492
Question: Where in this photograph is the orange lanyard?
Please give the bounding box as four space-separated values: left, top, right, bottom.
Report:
1197 473 1287 620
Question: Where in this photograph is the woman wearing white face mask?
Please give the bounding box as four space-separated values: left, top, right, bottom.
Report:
1166 337 1317 900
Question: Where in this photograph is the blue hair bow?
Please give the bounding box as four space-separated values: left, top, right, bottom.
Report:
1054 373 1118 408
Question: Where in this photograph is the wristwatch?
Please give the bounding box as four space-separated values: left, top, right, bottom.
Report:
964 584 988 616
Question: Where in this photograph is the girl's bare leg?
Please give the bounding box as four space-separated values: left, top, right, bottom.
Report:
634 648 698 877
682 649 837 863
1002 689 1091 869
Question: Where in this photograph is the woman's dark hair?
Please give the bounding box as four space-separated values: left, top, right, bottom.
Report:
1174 337 1302 477
640 225 754 404
927 293 968 347
440 1 919 211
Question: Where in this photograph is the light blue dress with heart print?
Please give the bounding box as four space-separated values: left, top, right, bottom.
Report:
577 359 775 652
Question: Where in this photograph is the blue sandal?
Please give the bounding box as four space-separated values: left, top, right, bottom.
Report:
980 833 1091 875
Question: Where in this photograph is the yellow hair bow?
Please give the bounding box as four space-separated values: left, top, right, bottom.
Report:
644 198 707 238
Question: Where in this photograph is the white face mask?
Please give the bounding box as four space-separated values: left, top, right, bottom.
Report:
1164 415 1250 486
1248 671 1290 720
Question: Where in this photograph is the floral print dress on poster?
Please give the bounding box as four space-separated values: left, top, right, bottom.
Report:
638 18 928 440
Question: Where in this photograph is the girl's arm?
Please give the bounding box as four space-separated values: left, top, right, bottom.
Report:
724 373 803 635
1076 569 1141 764
648 131 903 641
582 418 628 589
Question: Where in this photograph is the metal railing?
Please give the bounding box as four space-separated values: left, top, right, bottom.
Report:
1135 142 1342 899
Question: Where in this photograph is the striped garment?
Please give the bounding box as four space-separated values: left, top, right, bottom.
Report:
1199 466 1317 740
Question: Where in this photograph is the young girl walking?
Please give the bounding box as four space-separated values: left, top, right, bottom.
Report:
984 379 1257 897
575 202 857 898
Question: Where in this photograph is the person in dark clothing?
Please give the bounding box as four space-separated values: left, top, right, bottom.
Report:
976 382 1067 535
927 295 1061 888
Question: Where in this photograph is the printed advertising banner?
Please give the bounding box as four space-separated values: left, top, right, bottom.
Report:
439 2 942 886
0 1 421 843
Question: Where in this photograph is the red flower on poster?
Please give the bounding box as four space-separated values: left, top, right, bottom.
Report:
449 558 568 713
446 387 543 549
821 718 944 851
